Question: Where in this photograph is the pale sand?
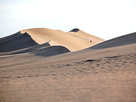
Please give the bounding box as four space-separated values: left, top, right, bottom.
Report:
68 28 104 46
0 29 136 102
21 28 104 51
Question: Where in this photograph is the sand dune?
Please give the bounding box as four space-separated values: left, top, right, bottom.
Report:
0 32 38 52
0 28 136 102
21 28 104 51
90 32 136 49
68 28 104 46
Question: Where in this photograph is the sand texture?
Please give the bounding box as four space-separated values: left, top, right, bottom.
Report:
0 28 136 102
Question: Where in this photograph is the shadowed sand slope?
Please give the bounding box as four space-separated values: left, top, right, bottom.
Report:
0 32 38 52
0 42 50 55
33 46 70 57
21 28 104 51
90 32 136 49
10 42 51 55
0 30 136 102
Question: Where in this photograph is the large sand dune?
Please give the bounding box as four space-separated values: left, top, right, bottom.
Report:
21 28 104 51
0 28 136 102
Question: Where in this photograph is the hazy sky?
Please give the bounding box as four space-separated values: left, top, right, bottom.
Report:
0 0 136 40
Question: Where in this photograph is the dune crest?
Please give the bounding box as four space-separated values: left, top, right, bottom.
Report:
21 28 104 51
0 31 38 52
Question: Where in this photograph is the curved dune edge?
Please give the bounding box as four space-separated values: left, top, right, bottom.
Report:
21 28 105 51
0 32 38 52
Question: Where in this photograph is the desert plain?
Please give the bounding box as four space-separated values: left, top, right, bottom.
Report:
0 28 136 102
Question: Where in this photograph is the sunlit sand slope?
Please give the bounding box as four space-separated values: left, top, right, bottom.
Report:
21 28 104 51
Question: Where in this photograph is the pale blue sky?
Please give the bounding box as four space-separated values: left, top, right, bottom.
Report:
0 0 136 40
